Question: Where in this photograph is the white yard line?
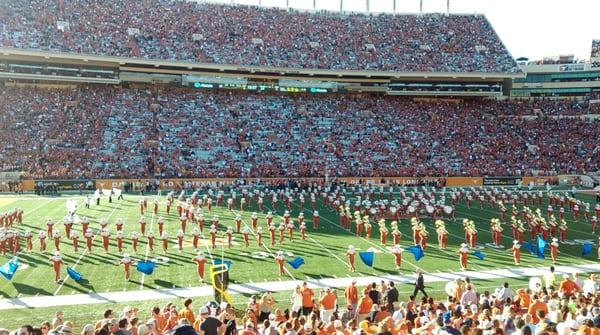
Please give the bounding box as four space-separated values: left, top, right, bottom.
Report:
2 262 598 310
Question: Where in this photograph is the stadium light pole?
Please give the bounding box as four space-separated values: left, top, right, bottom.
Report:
366 0 369 13
313 0 316 10
420 0 423 13
393 0 396 13
447 0 450 14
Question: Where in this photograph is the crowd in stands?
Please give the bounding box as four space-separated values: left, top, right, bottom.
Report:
0 86 598 179
0 1 519 73
589 92 600 114
4 269 600 335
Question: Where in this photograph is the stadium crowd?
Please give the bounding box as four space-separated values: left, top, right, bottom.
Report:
589 92 600 114
0 86 598 179
4 269 600 335
0 1 519 73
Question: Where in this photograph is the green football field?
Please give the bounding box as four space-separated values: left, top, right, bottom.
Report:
0 187 598 301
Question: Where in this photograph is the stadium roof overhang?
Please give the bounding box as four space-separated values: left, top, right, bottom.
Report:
0 48 524 84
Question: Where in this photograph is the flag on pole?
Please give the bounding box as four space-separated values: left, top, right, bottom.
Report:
358 251 374 267
0 256 19 280
287 257 305 269
67 267 83 282
406 245 425 261
582 243 594 257
536 235 547 259
136 261 156 275
472 251 486 260
522 242 535 255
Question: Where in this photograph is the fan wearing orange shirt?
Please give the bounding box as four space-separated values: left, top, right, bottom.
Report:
150 306 166 334
178 298 195 325
300 282 314 316
527 295 548 324
356 288 373 322
558 274 580 297
319 287 337 322
345 280 359 311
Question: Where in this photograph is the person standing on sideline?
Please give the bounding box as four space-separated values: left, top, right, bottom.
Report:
412 269 428 298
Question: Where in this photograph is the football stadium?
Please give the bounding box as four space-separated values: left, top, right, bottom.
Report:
0 0 600 334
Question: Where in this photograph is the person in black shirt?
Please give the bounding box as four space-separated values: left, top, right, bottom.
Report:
384 281 398 312
368 283 380 305
198 307 223 335
412 269 428 298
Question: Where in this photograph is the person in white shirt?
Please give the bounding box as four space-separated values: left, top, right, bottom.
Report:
497 282 514 302
582 274 598 296
460 284 477 306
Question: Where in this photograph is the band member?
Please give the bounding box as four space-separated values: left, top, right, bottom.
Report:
235 214 242 233
192 227 200 249
157 217 165 236
101 228 110 253
24 230 33 252
71 230 79 253
550 238 559 263
275 251 285 276
177 229 184 252
52 231 61 251
509 240 521 266
46 218 54 237
346 245 356 272
241 226 250 247
300 222 307 241
84 229 94 252
139 216 147 235
115 218 124 232
257 227 264 247
193 251 207 281
161 231 169 253
225 227 233 249
251 212 258 230
147 231 155 252
38 230 47 252
130 231 139 254
458 243 469 270
50 251 63 283
313 211 319 229
391 244 403 270
209 225 217 249
120 253 132 281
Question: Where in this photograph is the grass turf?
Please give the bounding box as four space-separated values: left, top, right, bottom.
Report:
0 187 598 325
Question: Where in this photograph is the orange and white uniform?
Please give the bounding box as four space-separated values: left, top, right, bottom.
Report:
70 231 79 253
458 244 469 270
209 225 217 249
511 240 521 265
235 214 242 233
116 231 124 253
120 254 132 280
275 252 285 276
38 231 47 252
100 228 110 253
241 226 250 247
251 213 258 230
130 232 139 254
193 252 207 280
139 216 147 235
50 252 63 282
84 229 94 252
161 231 169 253
157 217 165 236
300 223 306 240
147 232 155 252
115 218 124 232
391 245 403 269
346 245 356 272
52 231 61 251
257 227 264 247
176 229 184 252
225 227 233 248
192 227 200 249
550 238 559 263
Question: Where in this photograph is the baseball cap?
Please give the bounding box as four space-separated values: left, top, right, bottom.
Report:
199 306 209 315
81 324 94 335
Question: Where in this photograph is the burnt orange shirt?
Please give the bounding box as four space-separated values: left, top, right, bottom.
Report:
320 293 336 310
357 296 373 314
345 285 358 305
527 300 548 324
302 288 314 307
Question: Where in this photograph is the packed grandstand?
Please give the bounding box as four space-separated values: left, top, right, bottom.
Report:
1 1 600 335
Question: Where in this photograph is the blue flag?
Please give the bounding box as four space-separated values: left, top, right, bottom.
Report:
358 251 374 267
67 267 83 282
582 243 594 257
213 259 232 271
136 261 156 275
0 256 19 280
406 245 425 261
287 257 305 269
536 235 547 259
522 242 535 255
472 251 486 260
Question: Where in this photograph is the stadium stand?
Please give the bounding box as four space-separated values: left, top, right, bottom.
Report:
0 86 598 179
0 1 519 73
